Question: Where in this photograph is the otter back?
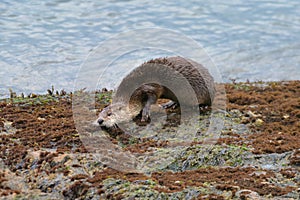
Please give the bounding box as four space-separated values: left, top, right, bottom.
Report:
114 56 215 107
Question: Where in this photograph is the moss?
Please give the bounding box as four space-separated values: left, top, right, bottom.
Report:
95 91 113 105
165 144 250 171
0 94 62 106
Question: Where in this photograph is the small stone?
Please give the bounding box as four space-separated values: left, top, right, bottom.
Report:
283 114 289 119
255 119 264 126
241 116 250 124
249 105 258 108
246 110 261 118
37 117 46 121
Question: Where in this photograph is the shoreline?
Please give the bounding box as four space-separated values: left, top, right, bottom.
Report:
1 79 299 101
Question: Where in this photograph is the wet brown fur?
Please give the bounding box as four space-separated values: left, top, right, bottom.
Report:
97 56 216 126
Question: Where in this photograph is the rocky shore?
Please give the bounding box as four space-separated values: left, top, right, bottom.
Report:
0 81 299 199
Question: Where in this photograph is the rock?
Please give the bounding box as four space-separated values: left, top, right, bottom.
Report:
246 111 261 118
235 189 261 199
255 119 264 126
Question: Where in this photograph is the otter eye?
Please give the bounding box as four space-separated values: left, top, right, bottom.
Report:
107 112 112 116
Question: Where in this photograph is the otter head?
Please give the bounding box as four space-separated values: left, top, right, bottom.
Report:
97 102 139 127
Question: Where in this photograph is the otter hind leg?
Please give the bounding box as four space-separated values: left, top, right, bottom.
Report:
141 94 157 122
161 101 178 109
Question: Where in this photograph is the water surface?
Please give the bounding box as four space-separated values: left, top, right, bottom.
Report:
0 0 299 98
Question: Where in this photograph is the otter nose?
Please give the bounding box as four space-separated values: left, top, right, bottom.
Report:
97 118 104 125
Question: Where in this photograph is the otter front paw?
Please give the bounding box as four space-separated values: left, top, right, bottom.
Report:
141 93 157 122
141 115 149 122
141 110 150 122
141 106 151 122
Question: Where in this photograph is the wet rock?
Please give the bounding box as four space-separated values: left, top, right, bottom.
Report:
62 181 89 200
235 189 261 199
0 81 299 199
254 118 264 126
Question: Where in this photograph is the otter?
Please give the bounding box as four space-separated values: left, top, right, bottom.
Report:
97 56 215 127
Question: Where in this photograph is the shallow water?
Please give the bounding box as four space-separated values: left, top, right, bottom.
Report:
0 0 299 98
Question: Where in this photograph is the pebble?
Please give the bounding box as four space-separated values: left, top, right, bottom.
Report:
255 119 264 126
